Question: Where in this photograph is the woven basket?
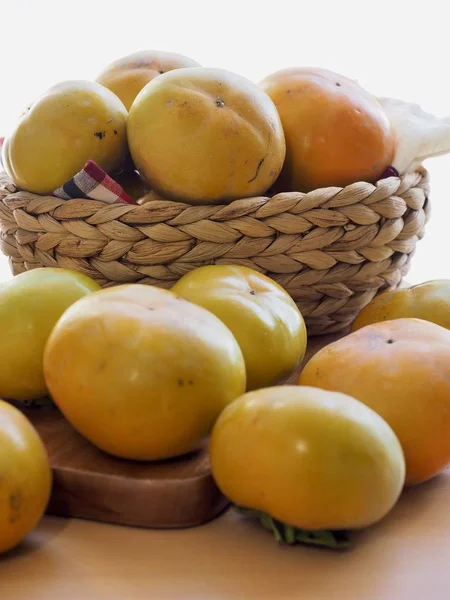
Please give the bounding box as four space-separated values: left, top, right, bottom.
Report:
0 168 430 335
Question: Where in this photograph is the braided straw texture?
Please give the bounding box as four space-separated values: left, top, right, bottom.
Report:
0 169 430 335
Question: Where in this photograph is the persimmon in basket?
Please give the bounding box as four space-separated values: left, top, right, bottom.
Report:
260 67 396 191
127 67 286 204
2 81 128 195
96 50 201 111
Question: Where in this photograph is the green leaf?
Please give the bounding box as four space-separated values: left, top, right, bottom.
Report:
234 506 351 550
283 524 297 545
294 528 351 550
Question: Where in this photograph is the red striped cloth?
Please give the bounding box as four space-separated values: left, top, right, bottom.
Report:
54 160 136 204
0 138 136 205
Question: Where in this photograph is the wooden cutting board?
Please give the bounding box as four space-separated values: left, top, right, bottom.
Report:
18 330 347 530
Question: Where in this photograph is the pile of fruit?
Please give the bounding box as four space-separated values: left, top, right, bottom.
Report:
2 263 450 554
2 49 450 556
1 49 404 204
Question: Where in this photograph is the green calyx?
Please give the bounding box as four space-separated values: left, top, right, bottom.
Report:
235 506 351 550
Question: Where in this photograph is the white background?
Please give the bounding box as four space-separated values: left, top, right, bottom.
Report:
1 0 448 284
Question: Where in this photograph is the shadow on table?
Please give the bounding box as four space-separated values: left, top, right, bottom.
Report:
355 468 448 544
0 515 69 563
149 471 449 599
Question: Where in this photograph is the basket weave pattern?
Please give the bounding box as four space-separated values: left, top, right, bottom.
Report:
0 168 430 335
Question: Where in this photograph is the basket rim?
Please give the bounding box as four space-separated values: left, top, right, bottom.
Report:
0 167 429 212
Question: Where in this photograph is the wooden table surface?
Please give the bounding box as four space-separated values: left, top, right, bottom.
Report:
2 470 450 600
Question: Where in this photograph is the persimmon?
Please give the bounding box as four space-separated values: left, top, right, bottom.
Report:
0 268 99 401
173 265 307 390
299 318 450 485
2 81 128 194
96 50 201 111
351 279 450 332
0 400 52 554
127 67 286 204
210 386 405 531
43 285 246 461
259 67 395 192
